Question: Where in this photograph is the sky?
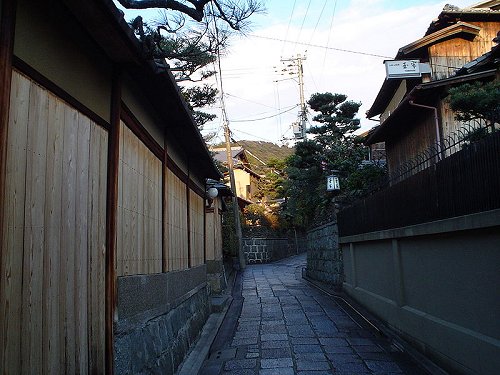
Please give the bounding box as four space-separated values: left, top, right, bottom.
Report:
115 0 476 145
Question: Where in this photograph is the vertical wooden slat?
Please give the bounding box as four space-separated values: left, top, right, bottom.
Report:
97 125 108 372
44 95 64 374
88 122 100 374
75 113 90 373
21 81 48 374
62 104 78 374
106 70 121 375
130 131 138 275
162 147 168 272
1 69 28 375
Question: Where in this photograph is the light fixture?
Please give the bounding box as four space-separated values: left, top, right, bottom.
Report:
206 187 219 208
326 171 340 192
207 187 218 199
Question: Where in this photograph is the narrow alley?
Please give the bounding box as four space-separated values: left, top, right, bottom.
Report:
199 254 427 375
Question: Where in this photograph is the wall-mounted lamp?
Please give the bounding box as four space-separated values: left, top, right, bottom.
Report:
206 187 219 207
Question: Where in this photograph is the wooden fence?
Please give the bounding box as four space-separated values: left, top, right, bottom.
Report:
1 68 215 374
189 190 205 267
0 71 107 373
339 129 500 237
166 168 189 271
117 121 163 276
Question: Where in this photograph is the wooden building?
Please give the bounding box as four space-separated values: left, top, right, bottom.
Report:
212 146 262 204
365 2 500 179
338 3 500 375
0 0 226 373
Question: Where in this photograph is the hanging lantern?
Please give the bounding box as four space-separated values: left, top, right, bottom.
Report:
326 171 340 192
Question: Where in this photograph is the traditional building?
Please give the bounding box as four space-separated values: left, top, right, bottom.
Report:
0 0 227 373
365 1 500 180
212 146 263 206
338 3 500 375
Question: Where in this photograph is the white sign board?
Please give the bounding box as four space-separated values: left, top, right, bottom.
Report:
326 175 340 191
385 60 421 79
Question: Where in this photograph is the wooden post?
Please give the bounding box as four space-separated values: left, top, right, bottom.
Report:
105 67 121 375
162 144 168 272
0 2 17 372
187 163 191 268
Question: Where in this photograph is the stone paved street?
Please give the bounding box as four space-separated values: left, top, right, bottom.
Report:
198 254 427 375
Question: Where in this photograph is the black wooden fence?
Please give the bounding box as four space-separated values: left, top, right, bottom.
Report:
338 129 500 237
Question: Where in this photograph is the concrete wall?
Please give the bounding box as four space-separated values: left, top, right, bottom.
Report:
114 266 209 375
306 221 344 286
242 237 306 264
340 209 500 375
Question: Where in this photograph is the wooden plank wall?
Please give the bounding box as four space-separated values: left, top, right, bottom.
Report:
116 121 162 276
386 112 436 178
0 70 107 374
214 201 223 261
189 190 205 267
205 208 216 261
166 169 188 270
429 21 498 80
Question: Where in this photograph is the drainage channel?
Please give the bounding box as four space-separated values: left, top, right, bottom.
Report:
301 268 449 375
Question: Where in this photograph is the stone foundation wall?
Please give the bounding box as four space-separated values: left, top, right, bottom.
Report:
306 221 343 285
206 259 227 294
242 237 306 264
114 266 209 375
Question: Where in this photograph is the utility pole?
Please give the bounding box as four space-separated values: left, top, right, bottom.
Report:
280 54 307 139
222 111 246 271
211 6 245 270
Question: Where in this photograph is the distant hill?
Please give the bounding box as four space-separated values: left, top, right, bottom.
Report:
212 140 294 173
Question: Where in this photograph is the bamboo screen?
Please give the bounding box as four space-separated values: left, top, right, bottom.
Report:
166 168 189 270
0 71 107 374
189 190 205 267
117 121 162 276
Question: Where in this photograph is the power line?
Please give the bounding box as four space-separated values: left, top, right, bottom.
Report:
322 0 338 80
231 128 280 144
231 105 299 123
282 0 297 56
253 34 392 59
225 93 277 109
294 0 312 54
309 0 329 45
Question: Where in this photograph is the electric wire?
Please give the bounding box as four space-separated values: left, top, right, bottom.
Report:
253 34 392 59
231 105 299 123
225 93 276 109
322 0 338 80
231 128 280 143
282 0 297 56
294 0 312 54
309 0 329 45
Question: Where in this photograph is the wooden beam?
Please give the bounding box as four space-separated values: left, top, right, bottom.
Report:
105 67 121 375
0 5 17 369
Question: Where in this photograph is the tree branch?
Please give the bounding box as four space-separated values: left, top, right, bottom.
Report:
117 0 206 21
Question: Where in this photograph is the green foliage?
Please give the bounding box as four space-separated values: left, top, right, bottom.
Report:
254 158 286 201
222 201 239 258
448 81 500 125
282 92 386 229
